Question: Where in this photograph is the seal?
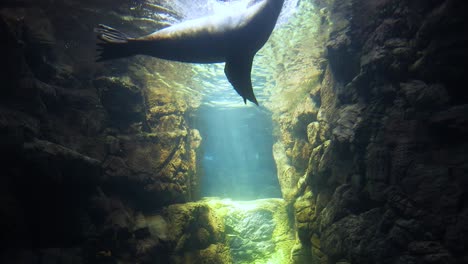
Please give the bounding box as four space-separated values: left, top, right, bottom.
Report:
95 0 285 105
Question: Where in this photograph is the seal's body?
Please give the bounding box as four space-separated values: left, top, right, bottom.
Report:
96 0 285 105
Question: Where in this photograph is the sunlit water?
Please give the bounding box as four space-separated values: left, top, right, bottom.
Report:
138 0 301 107
194 106 281 200
129 0 322 199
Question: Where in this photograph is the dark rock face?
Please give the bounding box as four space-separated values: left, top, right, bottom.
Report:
281 0 468 263
0 2 200 262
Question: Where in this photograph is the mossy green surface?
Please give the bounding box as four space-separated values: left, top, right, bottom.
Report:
206 198 295 264
145 198 295 263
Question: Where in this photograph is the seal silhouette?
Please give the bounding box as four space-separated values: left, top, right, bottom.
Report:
96 0 285 105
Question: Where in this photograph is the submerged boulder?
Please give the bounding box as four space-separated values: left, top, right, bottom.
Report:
140 198 296 264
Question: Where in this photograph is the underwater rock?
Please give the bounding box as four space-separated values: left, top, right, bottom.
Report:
268 0 468 263
273 142 300 201
0 3 202 262
291 96 319 136
169 243 231 264
290 242 313 264
94 77 146 129
109 198 294 263
325 0 359 85
162 202 222 253
291 140 313 173
332 104 363 143
321 208 382 263
306 121 330 148
15 138 101 193
400 80 449 110
410 0 468 102
218 198 294 264
294 191 316 243
310 234 328 264
225 210 276 260
152 198 295 264
0 107 40 146
145 215 168 241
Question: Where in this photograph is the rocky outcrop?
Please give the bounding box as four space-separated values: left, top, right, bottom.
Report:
270 0 468 263
83 198 294 264
0 2 200 262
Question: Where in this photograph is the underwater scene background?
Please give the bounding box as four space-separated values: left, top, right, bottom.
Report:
1 0 468 263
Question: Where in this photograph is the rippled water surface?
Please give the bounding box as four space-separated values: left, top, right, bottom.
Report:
130 0 316 107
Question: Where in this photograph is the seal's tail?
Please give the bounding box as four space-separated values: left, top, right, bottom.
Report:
95 24 138 61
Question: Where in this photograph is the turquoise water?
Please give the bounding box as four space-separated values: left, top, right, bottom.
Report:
194 106 282 199
121 0 318 200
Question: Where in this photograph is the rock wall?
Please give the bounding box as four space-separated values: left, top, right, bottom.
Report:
0 2 201 262
2 0 468 263
154 198 295 264
273 0 468 263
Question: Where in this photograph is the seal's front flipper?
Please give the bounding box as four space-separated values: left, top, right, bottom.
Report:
224 54 258 105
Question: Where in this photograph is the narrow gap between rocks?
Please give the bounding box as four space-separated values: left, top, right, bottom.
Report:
194 105 281 200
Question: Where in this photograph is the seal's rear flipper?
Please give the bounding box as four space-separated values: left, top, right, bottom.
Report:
224 55 258 105
95 24 138 61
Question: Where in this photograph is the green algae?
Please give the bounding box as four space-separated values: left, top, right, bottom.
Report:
144 198 295 264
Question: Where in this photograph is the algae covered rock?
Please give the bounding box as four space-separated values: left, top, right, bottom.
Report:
225 209 275 262
208 198 295 264
273 142 301 201
294 191 316 243
140 198 295 264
